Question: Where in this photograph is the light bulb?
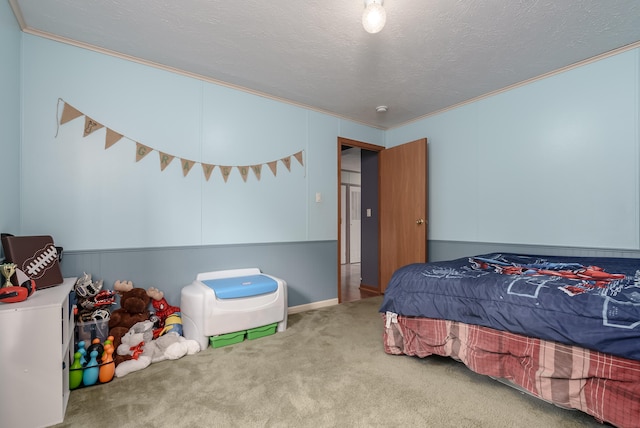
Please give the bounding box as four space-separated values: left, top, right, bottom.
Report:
362 2 386 34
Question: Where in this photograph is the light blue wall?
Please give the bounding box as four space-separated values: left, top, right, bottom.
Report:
13 33 383 306
7 17 640 305
20 34 383 250
0 0 21 252
388 48 640 252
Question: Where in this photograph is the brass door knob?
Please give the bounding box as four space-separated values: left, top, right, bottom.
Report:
416 218 425 225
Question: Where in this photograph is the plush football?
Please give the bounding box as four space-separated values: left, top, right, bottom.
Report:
22 243 59 280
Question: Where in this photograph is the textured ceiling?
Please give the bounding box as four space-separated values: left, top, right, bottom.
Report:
10 0 640 129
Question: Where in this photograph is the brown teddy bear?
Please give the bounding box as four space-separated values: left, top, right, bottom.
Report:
108 280 151 365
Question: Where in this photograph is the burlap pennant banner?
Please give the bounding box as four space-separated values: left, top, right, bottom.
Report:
267 161 278 177
238 166 250 182
105 128 123 149
181 158 195 177
220 166 233 183
202 163 216 181
56 99 305 184
159 152 175 171
60 103 83 125
281 156 292 171
251 164 262 181
83 117 103 137
135 143 153 162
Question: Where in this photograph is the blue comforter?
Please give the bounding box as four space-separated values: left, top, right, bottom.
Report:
379 253 640 361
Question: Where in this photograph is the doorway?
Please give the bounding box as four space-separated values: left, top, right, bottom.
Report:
341 149 361 265
338 137 428 302
338 137 384 303
340 149 363 303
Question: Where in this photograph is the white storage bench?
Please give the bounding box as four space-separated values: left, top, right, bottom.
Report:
181 268 287 350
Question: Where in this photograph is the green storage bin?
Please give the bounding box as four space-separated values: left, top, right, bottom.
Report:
247 323 278 340
210 330 246 348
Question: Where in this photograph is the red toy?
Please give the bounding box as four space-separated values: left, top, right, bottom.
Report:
0 268 36 303
147 287 181 338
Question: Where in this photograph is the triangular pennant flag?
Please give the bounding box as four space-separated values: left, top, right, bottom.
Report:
220 166 233 183
294 150 304 166
105 128 123 149
181 158 195 177
135 143 153 162
251 164 262 181
60 103 83 125
238 166 250 182
267 161 278 176
159 152 175 171
202 163 216 181
83 116 104 137
281 156 292 171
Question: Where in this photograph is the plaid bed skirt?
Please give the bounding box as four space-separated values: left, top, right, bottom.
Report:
382 313 640 428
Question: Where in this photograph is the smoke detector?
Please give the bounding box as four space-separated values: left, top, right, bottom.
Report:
376 105 388 113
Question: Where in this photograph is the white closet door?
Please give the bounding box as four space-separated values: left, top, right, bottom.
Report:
349 186 361 264
341 184 347 264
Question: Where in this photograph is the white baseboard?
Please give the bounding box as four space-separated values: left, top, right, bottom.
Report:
287 298 339 314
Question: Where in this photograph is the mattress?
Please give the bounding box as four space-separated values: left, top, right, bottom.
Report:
379 253 640 361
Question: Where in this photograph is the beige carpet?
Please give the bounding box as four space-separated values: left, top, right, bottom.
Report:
55 297 604 427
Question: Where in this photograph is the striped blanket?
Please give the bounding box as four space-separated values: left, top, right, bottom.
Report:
379 254 640 361
383 313 640 428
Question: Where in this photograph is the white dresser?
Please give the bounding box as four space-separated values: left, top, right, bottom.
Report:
0 277 76 428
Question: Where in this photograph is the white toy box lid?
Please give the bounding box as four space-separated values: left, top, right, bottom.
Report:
201 274 278 299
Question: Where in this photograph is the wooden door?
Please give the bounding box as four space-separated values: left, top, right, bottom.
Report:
379 138 428 292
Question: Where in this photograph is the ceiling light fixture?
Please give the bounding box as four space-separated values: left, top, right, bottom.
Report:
362 0 386 34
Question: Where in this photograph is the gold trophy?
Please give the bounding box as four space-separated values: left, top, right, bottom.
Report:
1 263 17 287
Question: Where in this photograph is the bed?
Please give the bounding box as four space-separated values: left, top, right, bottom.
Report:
380 253 640 428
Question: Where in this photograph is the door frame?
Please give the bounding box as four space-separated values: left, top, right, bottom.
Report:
337 137 385 302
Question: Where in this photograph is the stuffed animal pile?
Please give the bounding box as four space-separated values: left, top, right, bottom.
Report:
108 280 151 356
74 273 116 323
147 286 183 338
105 280 201 376
114 320 200 377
